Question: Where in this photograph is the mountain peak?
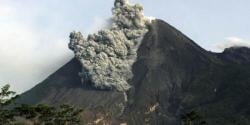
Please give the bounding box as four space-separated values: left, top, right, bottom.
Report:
17 19 250 125
224 46 250 52
17 1 250 124
220 46 250 64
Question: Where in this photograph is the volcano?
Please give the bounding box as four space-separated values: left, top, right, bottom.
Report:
17 19 250 125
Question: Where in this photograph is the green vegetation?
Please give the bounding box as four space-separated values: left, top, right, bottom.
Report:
0 84 19 124
0 84 83 125
181 111 207 125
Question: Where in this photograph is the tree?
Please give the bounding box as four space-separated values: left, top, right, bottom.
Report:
181 111 207 125
0 84 83 125
14 102 83 125
14 104 39 124
35 104 56 124
0 84 19 124
54 104 83 125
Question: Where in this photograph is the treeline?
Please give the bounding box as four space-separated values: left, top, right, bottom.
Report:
181 111 207 125
0 84 82 125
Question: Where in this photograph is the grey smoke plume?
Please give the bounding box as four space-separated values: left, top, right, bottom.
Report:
69 0 152 91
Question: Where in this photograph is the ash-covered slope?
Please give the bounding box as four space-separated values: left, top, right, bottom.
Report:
124 20 250 125
17 58 124 108
17 20 250 125
217 46 250 64
125 19 214 124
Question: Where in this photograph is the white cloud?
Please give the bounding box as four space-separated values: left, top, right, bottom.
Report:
0 1 116 94
214 37 250 52
0 2 73 93
0 5 12 16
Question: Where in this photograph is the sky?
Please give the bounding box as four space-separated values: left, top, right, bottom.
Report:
0 0 249 93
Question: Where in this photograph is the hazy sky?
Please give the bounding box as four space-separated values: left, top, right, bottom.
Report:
0 0 249 93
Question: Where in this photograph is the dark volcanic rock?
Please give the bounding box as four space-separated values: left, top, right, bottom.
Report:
218 46 250 64
126 20 214 124
17 20 250 125
17 58 125 115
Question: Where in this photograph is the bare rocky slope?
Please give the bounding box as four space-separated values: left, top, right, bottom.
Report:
17 20 250 125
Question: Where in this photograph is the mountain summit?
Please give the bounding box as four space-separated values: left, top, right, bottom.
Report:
17 1 250 125
18 19 250 125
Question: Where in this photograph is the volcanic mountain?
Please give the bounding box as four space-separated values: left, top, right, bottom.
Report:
17 20 250 125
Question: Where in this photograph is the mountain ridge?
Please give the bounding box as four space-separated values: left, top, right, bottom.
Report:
17 19 250 125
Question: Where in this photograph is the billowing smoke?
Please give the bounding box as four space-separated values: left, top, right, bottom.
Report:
69 0 153 91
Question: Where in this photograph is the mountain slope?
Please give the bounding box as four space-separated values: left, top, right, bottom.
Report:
217 46 250 64
18 20 250 125
18 58 124 111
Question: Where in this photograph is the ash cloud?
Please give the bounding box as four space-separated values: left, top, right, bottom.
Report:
69 0 153 91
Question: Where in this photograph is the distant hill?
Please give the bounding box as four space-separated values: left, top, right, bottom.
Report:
17 20 250 125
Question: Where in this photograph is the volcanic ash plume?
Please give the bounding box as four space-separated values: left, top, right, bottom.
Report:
69 0 153 91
